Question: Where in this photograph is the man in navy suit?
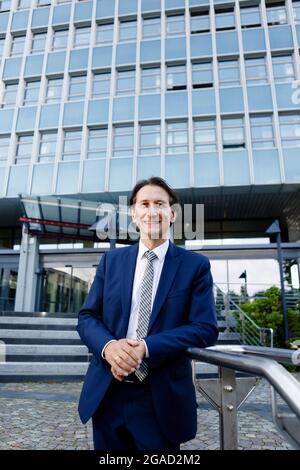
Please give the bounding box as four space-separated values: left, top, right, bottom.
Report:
77 177 218 450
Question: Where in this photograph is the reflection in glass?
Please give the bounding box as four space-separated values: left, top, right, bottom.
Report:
139 123 161 156
166 121 188 154
40 266 95 313
62 130 82 161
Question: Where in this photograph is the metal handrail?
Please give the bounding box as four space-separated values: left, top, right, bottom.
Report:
214 284 274 347
187 345 300 449
228 297 274 347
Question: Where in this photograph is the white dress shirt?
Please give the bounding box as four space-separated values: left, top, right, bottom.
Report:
102 239 170 360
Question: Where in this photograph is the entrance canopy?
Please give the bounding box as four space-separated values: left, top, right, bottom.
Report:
19 195 136 243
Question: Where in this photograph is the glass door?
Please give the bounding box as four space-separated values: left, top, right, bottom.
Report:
39 265 96 313
0 267 18 311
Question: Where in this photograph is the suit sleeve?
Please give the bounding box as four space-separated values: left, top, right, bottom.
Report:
77 253 116 360
144 257 218 369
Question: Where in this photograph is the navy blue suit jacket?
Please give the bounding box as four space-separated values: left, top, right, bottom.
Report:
77 241 218 445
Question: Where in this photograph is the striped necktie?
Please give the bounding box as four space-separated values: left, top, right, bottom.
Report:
135 250 157 381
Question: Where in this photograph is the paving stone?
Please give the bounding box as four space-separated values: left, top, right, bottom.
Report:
0 377 298 450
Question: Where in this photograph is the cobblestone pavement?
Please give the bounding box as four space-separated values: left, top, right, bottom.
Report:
0 376 297 450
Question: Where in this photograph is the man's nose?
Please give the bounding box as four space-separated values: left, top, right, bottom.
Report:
147 205 159 216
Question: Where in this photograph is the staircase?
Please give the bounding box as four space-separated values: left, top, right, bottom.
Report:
194 284 273 379
0 284 272 382
0 311 90 382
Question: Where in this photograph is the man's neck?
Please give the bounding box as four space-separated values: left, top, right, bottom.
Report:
141 238 168 250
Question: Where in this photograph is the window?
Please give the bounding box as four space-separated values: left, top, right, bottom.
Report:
190 11 210 34
192 62 213 88
194 119 217 152
10 35 26 56
46 77 63 103
52 29 69 51
96 23 114 44
166 14 185 36
113 125 134 158
245 57 268 84
119 20 137 42
250 115 275 148
166 121 188 154
266 1 287 26
74 26 91 48
142 17 161 39
293 0 300 23
62 130 82 161
240 5 261 28
272 55 295 82
218 59 240 86
23 81 41 105
88 128 108 159
2 83 18 108
92 72 111 98
139 123 161 156
116 69 135 96
279 114 300 147
0 1 10 12
215 8 235 31
18 0 31 9
38 131 57 163
38 0 51 6
15 134 33 164
68 75 87 101
222 118 245 149
166 64 186 91
141 67 161 94
0 135 10 166
31 32 47 54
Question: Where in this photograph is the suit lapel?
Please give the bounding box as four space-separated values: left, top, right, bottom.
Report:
120 243 139 338
148 241 182 333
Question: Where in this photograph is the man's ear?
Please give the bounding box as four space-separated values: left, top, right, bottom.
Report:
170 210 177 224
130 206 137 226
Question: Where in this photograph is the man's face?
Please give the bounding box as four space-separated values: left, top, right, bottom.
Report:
131 185 176 241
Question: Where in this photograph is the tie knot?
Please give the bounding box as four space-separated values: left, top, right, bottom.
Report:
144 250 157 262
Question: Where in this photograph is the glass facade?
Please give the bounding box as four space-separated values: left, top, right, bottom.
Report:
0 0 298 197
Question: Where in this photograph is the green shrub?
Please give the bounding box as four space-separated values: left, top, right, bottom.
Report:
237 287 300 348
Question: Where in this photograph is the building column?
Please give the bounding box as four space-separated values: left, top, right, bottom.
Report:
14 227 40 312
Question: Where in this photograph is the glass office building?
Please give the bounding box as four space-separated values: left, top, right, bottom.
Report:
0 0 300 312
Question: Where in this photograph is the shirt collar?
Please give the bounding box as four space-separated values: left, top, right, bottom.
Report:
138 239 169 262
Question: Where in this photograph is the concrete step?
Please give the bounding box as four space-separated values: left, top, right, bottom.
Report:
0 329 80 339
4 344 89 355
0 338 82 345
0 316 77 331
5 355 89 362
193 361 254 379
0 362 88 376
0 311 78 318
218 332 240 342
0 317 77 326
3 344 90 363
0 362 88 382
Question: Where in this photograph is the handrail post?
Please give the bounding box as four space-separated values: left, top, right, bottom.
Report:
219 366 238 450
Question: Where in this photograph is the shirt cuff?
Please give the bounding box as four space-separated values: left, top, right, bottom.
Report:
101 339 117 359
142 339 149 358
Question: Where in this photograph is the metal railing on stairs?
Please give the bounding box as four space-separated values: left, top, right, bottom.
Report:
187 344 300 450
214 284 274 347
